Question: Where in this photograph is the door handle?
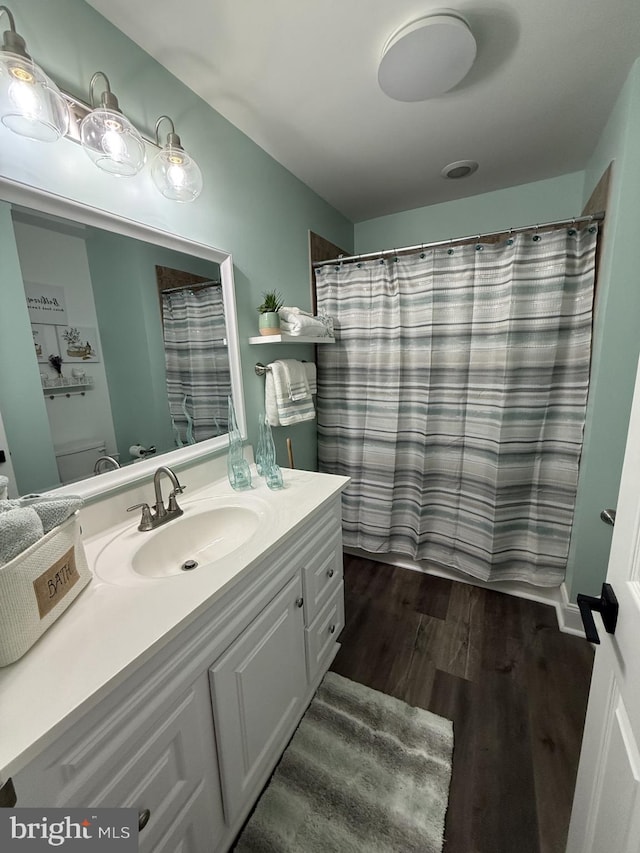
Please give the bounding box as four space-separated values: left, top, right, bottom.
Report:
577 583 618 644
600 508 616 526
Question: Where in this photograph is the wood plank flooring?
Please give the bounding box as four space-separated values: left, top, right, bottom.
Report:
330 555 595 853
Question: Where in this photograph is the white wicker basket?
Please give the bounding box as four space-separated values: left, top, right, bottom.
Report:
0 512 92 666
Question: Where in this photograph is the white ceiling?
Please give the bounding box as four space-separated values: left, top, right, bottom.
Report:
84 0 640 222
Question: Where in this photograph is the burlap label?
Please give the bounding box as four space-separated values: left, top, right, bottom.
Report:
33 547 79 619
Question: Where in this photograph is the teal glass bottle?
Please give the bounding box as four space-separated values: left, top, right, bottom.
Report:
227 396 252 490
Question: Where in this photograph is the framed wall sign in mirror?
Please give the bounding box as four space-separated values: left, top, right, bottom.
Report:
0 177 245 500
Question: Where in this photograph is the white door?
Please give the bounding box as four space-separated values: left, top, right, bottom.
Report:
566 358 640 852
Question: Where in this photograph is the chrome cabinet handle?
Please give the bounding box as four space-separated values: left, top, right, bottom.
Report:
295 596 304 608
327 568 335 578
329 624 336 634
138 809 151 831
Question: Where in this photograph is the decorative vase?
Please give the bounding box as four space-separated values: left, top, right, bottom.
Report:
261 415 284 490
258 312 281 336
227 396 252 490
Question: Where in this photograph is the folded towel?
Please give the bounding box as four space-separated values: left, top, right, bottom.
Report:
279 307 330 337
0 494 83 534
277 359 311 401
0 506 44 566
19 495 84 534
265 362 316 426
0 475 7 500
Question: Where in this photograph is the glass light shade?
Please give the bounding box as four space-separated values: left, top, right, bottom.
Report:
151 145 203 202
80 107 146 176
0 50 68 141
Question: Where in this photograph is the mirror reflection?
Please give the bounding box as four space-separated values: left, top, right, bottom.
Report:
1 201 235 496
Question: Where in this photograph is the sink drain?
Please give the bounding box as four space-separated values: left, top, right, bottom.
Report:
181 559 198 571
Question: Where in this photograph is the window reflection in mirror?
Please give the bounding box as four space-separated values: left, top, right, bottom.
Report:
0 198 240 498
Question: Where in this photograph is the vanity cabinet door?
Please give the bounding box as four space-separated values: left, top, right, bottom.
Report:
13 672 225 853
209 573 307 825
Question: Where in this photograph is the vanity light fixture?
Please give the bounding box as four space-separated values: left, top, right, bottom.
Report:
150 115 203 202
0 5 69 141
79 71 146 177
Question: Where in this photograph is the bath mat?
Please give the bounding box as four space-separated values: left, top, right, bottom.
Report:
234 671 454 853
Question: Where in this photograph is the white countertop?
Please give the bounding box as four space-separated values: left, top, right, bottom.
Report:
0 466 348 784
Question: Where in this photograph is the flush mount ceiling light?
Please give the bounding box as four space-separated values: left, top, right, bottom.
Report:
442 159 479 179
0 5 69 141
150 115 203 202
378 13 477 102
80 71 146 177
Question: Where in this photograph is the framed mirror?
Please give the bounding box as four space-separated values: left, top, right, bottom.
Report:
0 177 246 501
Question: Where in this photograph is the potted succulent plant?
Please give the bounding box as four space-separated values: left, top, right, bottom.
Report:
257 290 284 336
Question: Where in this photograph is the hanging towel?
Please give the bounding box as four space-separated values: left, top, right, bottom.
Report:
0 506 44 566
265 362 316 426
277 359 311 401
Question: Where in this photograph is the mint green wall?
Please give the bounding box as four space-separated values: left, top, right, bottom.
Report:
354 172 585 252
565 57 640 600
0 203 59 493
0 0 353 475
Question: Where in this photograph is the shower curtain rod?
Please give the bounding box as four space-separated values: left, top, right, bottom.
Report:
312 211 605 268
162 280 220 294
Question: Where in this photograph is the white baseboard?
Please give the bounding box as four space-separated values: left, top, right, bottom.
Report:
345 547 586 639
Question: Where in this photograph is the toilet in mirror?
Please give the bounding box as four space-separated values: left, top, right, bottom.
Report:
0 178 245 500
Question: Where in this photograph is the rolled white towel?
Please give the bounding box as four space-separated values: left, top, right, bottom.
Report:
280 315 328 336
0 475 7 500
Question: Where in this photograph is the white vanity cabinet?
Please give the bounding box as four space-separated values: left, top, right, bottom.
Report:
10 493 346 853
210 573 307 825
12 646 227 852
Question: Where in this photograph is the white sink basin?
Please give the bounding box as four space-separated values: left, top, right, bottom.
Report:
94 496 272 583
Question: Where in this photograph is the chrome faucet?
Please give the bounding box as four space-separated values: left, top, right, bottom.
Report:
127 466 186 531
93 455 121 474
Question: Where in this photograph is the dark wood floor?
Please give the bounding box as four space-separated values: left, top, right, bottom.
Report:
330 555 595 853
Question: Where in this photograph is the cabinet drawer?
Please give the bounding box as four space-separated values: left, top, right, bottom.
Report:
300 528 343 625
305 581 344 684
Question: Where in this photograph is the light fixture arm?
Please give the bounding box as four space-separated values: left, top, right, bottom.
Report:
155 114 183 150
89 71 121 113
0 6 31 59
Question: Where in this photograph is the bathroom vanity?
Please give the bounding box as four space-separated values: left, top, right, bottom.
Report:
0 465 348 852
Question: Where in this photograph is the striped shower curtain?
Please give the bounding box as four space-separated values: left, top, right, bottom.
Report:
162 286 230 445
316 225 598 586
